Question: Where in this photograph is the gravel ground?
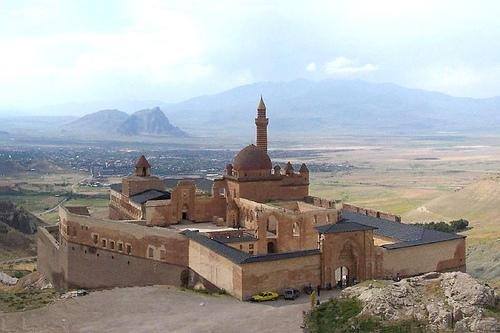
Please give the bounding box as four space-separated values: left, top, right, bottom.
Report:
0 286 339 333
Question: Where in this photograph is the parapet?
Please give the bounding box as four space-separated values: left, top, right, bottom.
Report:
342 203 401 222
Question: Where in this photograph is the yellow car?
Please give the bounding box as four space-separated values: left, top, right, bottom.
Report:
250 291 279 302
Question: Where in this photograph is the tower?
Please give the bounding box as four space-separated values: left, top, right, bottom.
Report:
135 155 151 177
255 96 269 152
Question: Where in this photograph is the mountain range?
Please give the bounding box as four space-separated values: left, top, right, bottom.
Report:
161 79 500 136
4 79 500 139
64 107 187 137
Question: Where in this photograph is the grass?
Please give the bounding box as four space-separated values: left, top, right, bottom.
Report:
65 197 109 208
0 194 62 214
304 298 427 333
484 304 500 321
0 289 57 312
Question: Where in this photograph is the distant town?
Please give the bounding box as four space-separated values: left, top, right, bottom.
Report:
0 144 354 181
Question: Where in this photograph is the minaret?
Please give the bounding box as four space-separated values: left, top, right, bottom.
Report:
255 96 269 152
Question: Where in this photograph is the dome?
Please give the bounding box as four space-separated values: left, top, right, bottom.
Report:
233 144 272 171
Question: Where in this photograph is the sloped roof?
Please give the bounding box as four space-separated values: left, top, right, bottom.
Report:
130 189 171 204
135 155 151 168
110 183 122 193
182 230 320 264
315 221 377 234
341 211 465 249
211 233 258 243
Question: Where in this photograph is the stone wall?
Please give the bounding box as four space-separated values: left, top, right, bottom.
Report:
144 182 226 226
226 177 308 203
64 241 187 290
235 198 338 254
109 190 143 220
37 226 68 291
380 238 466 278
187 239 243 299
240 254 321 300
59 207 189 267
342 203 401 222
122 175 165 197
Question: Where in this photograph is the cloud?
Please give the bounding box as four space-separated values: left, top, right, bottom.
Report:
324 57 378 75
306 62 317 72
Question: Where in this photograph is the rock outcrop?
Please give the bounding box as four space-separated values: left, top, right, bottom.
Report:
341 272 498 332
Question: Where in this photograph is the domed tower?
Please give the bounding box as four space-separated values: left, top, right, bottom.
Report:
255 96 269 152
232 144 272 178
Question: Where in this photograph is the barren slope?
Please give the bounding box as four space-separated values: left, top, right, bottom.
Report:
404 176 500 286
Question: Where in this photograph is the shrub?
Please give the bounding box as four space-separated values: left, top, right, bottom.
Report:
411 219 469 233
304 298 427 333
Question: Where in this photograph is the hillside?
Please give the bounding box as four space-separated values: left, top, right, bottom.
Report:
64 109 129 135
0 159 63 176
404 176 500 285
64 107 187 137
163 79 500 136
0 201 46 261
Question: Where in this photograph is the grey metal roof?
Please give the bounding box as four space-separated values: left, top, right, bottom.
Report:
110 183 122 193
242 249 320 263
130 189 171 204
181 230 251 264
341 211 465 249
182 230 320 264
211 233 258 243
315 221 377 234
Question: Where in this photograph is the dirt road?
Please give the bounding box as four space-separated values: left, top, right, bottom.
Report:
0 286 338 332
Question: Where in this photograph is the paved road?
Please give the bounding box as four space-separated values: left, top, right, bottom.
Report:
0 286 339 333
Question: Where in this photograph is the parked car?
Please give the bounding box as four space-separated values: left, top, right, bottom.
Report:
76 289 88 296
283 288 300 300
250 291 279 302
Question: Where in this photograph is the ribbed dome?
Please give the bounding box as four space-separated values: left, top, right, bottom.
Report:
233 144 272 171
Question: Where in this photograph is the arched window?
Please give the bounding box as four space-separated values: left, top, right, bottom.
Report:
313 215 318 224
267 215 278 235
326 214 330 223
292 222 300 236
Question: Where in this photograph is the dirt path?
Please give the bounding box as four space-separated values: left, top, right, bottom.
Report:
0 286 338 332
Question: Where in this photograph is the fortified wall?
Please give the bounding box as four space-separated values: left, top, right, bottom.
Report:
38 207 189 290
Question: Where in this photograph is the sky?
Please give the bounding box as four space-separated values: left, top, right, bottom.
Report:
1 0 499 112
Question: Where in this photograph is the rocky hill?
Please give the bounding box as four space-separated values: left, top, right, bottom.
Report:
64 107 187 137
63 109 129 135
0 201 46 261
118 107 187 137
0 201 46 235
340 272 498 332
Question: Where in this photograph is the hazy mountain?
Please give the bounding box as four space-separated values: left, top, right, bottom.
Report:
162 79 500 136
64 109 129 135
118 107 187 137
64 107 187 137
4 79 500 139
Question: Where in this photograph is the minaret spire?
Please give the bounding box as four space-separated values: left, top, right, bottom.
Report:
255 95 269 152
